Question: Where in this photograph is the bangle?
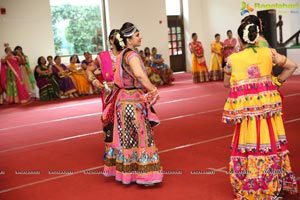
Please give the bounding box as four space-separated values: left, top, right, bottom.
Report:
92 79 99 86
88 75 96 82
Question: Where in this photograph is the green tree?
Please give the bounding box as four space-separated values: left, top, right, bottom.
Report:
50 4 103 55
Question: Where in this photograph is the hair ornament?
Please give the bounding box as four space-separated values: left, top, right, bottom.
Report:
116 33 125 48
243 23 260 44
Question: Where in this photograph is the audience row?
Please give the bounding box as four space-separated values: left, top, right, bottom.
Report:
0 44 174 104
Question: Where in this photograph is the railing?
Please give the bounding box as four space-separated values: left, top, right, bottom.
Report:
277 15 300 47
279 30 300 47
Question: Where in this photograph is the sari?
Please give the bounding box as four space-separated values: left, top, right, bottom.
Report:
69 63 90 95
34 65 60 101
1 56 30 103
144 56 163 86
223 38 237 63
189 41 209 83
20 55 36 96
223 47 297 199
209 41 223 81
52 64 76 96
103 48 163 185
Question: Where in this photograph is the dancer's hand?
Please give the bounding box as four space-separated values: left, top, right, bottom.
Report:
149 93 160 107
143 87 159 107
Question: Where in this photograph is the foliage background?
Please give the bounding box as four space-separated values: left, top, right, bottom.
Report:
50 4 103 55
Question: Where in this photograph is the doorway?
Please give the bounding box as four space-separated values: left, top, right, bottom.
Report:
166 0 186 72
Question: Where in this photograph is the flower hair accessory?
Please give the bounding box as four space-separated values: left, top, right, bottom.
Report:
116 33 125 48
4 43 9 48
243 23 260 44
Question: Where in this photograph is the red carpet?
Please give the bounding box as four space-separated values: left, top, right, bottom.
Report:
0 73 299 200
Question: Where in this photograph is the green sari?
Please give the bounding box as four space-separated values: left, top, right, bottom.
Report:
24 55 36 90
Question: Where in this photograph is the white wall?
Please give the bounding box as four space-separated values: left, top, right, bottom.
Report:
287 48 300 74
106 0 170 66
0 0 55 68
183 0 300 73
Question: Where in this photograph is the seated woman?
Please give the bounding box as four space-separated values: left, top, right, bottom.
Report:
52 56 78 98
81 51 94 70
69 55 90 96
34 56 60 101
81 51 101 94
47 55 55 67
150 47 174 84
143 47 163 86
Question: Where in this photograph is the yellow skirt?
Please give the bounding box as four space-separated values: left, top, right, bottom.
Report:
191 54 209 83
229 115 298 199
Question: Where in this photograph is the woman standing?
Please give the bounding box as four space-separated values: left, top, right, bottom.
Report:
14 46 36 97
103 22 163 186
223 22 298 199
189 33 209 83
0 46 30 104
223 30 237 64
34 56 60 101
69 55 90 96
87 29 120 99
209 33 223 81
86 29 120 153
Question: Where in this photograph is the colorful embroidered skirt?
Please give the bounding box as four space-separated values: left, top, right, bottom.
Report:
229 118 297 200
223 77 298 199
103 89 163 184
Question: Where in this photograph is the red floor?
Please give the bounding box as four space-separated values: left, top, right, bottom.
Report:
0 73 299 200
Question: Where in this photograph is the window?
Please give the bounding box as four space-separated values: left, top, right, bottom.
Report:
168 26 183 56
165 0 181 16
49 0 104 56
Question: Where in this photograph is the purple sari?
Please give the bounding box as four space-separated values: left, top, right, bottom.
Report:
52 64 76 95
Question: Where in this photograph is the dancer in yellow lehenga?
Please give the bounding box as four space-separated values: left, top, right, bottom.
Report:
223 21 298 200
